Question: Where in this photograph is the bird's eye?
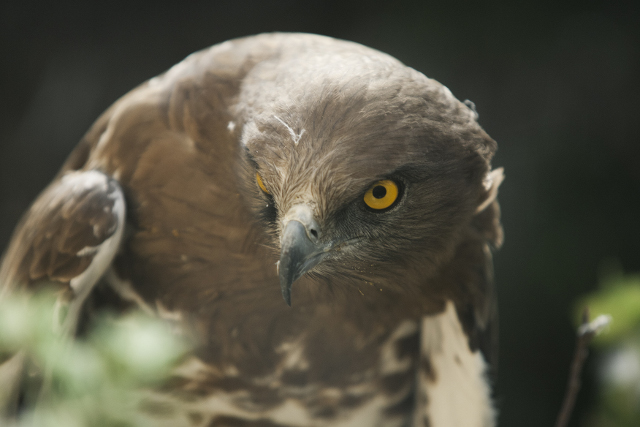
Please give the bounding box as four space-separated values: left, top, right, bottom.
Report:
363 179 399 210
256 172 270 194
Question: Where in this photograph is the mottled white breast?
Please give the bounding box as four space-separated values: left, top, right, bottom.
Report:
415 301 495 427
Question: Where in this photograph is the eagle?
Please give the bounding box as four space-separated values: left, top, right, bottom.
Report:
0 33 504 427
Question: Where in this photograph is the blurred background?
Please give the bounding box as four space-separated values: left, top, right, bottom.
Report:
0 0 638 425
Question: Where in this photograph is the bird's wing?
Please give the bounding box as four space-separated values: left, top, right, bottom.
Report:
471 167 504 368
414 168 503 427
0 169 125 416
0 169 126 298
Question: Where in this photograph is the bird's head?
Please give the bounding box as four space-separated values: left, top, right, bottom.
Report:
234 46 497 306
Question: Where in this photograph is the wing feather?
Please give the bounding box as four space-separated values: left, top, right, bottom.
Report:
0 170 126 418
0 170 125 294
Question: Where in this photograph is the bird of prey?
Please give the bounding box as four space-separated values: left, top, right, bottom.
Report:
0 33 504 427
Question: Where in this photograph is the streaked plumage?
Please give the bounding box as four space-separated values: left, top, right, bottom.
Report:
0 33 503 426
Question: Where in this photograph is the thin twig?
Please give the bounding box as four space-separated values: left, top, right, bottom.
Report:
555 308 611 427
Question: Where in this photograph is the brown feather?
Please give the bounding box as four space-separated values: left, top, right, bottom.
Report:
0 33 503 425
0 172 122 291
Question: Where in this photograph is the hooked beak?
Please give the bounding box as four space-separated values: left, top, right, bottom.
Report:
279 205 327 306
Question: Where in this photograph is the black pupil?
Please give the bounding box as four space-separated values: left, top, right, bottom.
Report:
372 185 387 199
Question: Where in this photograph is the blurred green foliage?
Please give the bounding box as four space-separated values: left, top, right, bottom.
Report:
0 291 188 427
576 263 640 427
576 265 640 346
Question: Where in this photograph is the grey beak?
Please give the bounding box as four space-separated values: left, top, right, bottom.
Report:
278 207 326 306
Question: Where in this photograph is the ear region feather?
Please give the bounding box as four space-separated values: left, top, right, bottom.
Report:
476 168 504 214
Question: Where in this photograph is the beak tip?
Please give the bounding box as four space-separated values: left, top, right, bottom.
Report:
280 273 293 307
278 218 325 308
281 285 292 307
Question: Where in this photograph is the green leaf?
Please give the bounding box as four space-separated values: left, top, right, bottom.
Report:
0 291 189 426
575 271 640 346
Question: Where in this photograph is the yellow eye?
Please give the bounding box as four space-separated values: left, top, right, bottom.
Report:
363 180 399 210
256 172 270 194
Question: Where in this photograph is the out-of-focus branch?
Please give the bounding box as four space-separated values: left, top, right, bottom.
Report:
555 308 612 427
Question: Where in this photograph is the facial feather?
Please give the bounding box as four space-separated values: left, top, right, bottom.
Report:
237 47 495 299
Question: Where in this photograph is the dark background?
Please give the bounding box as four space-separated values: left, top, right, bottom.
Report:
1 1 638 426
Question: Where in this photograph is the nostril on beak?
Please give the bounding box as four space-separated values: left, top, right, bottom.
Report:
281 204 322 244
309 228 318 240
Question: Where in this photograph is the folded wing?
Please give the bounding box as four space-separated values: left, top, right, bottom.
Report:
0 169 125 417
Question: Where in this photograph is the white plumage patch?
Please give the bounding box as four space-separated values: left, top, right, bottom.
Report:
380 320 417 375
416 301 495 427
